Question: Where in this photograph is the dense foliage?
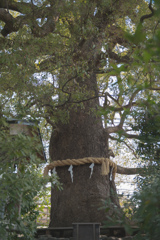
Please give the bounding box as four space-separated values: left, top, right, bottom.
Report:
0 119 60 240
136 104 160 161
132 103 160 240
130 6 160 238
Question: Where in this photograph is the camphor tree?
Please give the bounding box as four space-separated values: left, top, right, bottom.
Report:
0 0 160 227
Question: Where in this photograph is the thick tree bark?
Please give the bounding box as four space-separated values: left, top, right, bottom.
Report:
49 73 121 227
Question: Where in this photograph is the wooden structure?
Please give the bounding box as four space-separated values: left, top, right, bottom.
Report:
7 118 46 162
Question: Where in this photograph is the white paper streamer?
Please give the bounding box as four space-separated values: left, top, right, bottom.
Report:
110 167 113 181
52 167 57 175
68 165 73 182
89 163 94 178
52 167 57 184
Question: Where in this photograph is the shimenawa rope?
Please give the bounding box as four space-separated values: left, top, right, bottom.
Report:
44 157 117 180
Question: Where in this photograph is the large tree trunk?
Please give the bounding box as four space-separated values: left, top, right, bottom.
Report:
49 73 120 227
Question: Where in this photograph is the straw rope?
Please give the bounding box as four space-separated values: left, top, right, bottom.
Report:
44 157 117 180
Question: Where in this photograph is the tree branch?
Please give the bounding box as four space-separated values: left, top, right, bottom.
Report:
103 102 137 112
149 87 160 91
107 49 131 64
140 0 154 23
107 126 122 134
107 128 139 140
108 135 138 158
0 0 36 14
0 1 58 37
116 165 144 175
104 92 122 108
0 8 13 22
121 131 139 139
104 87 143 134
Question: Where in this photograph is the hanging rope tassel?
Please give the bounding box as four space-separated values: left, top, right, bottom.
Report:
101 158 110 175
109 159 117 180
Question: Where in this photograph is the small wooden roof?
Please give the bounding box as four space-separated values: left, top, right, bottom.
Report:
7 119 47 162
